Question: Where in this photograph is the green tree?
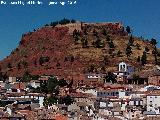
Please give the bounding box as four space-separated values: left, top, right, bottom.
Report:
39 56 50 66
136 43 141 50
17 62 21 70
126 26 131 34
50 21 58 27
141 51 147 65
47 77 59 93
34 60 37 66
137 56 141 62
93 29 98 37
88 64 95 73
117 50 122 57
128 35 134 46
150 38 158 64
58 79 68 87
71 19 76 23
108 40 115 48
22 61 28 68
81 36 88 48
106 35 110 41
102 28 107 36
105 72 117 84
103 56 109 65
59 95 73 105
145 46 149 52
59 18 70 25
100 66 106 73
94 38 104 48
43 96 58 107
22 71 32 82
7 63 12 69
126 45 132 57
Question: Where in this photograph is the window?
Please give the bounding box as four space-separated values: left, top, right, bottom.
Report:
149 104 153 107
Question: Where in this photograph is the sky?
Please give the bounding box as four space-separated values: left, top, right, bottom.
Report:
0 0 160 60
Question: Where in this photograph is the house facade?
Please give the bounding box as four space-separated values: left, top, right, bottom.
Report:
148 76 160 86
147 94 160 114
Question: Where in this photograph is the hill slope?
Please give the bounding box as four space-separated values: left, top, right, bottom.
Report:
0 22 156 79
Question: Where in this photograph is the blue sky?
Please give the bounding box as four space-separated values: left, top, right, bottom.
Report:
0 0 160 60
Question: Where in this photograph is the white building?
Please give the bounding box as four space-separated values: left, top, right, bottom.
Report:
147 94 160 114
9 77 16 83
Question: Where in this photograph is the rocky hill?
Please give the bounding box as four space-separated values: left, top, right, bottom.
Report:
0 20 157 79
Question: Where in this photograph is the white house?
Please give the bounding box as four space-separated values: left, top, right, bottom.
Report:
147 93 160 114
9 77 17 83
30 80 41 88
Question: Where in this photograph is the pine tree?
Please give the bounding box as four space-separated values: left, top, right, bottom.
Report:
128 35 134 46
126 26 131 34
137 56 141 62
141 51 147 65
81 36 88 48
150 38 158 64
126 45 132 57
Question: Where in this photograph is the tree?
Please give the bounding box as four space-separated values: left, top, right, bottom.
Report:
136 43 141 50
105 72 117 83
43 96 58 107
145 46 149 52
128 35 134 46
7 63 12 69
59 95 73 105
22 61 28 68
50 21 58 27
106 35 110 41
93 29 98 37
102 28 107 36
71 19 76 23
39 56 50 65
141 51 147 65
22 71 32 82
94 38 104 48
100 66 106 73
70 56 74 62
31 75 40 80
74 35 79 44
137 56 141 62
150 38 158 64
108 40 115 48
0 72 8 82
126 45 132 57
47 77 59 93
103 56 109 65
17 62 21 70
117 50 122 57
88 64 95 73
58 79 68 87
34 60 37 66
81 36 88 48
59 18 70 25
56 62 61 68
126 26 131 34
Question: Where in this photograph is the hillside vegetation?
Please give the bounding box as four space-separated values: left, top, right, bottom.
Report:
0 19 158 79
